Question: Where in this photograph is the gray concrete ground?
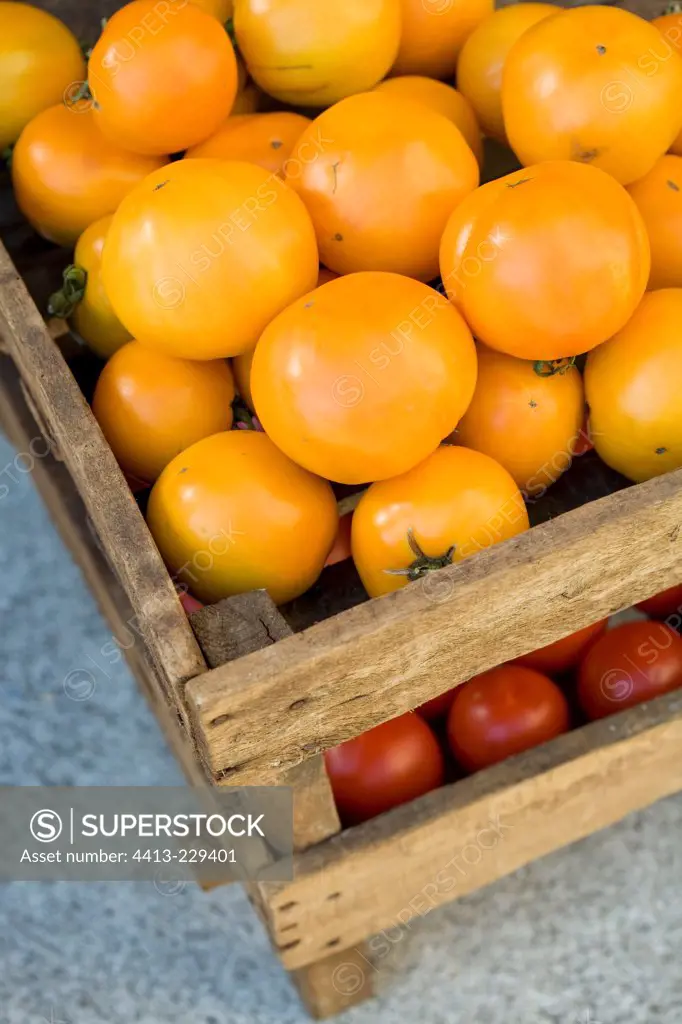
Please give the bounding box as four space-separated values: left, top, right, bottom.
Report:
1 430 682 1024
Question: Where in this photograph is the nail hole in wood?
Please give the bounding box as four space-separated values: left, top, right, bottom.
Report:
326 891 342 901
325 938 341 948
289 698 308 710
278 939 301 952
210 714 231 728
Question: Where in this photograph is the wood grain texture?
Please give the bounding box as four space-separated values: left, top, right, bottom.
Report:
0 242 206 718
187 468 682 784
262 690 682 970
0 355 209 787
189 591 371 1017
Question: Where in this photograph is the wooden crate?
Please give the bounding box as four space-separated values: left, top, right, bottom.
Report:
2 0 682 1016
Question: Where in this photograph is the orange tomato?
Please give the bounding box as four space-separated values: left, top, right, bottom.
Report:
101 159 319 360
652 12 682 155
454 345 584 496
392 0 493 79
187 112 311 176
440 161 650 361
232 348 255 412
89 0 237 156
233 265 337 412
585 289 682 483
627 155 682 290
251 272 477 485
0 1 86 150
325 512 353 567
351 446 529 599
285 92 479 281
515 620 608 675
189 0 233 20
146 431 338 604
373 76 483 164
503 6 682 186
11 106 164 246
456 3 557 144
234 0 401 107
49 215 132 360
92 341 235 483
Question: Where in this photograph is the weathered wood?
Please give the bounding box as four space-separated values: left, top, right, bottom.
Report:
186 468 682 784
187 589 371 1017
0 355 209 787
189 592 292 670
0 241 206 719
262 690 682 970
291 946 375 1020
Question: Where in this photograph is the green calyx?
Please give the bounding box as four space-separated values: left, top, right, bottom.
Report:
533 356 577 378
48 265 88 320
384 529 456 582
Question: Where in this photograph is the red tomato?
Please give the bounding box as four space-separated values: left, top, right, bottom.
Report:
324 713 445 826
416 689 457 722
515 620 608 675
447 665 570 772
636 584 682 621
577 621 682 720
179 591 204 616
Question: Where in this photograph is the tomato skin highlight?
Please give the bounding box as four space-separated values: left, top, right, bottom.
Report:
146 431 338 606
440 160 650 362
89 0 238 156
92 341 235 484
252 273 477 486
351 445 529 599
11 106 164 247
0 1 86 151
637 585 682 621
447 664 570 772
101 159 319 360
585 289 682 483
515 620 608 675
324 713 445 826
577 621 682 721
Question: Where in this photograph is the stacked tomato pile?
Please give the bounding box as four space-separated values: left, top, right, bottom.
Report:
4 0 682 822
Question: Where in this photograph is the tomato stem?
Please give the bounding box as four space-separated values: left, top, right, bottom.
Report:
533 356 577 378
384 529 456 581
48 265 87 320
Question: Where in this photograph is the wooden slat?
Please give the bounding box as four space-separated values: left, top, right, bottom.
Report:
0 242 206 720
0 355 209 786
186 468 682 784
260 691 682 970
186 590 372 1017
